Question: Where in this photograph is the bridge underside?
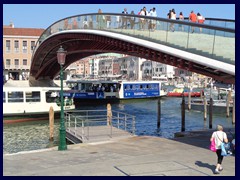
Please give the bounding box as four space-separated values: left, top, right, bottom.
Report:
30 32 235 85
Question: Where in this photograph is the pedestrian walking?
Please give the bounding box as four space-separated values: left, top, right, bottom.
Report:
149 7 157 31
189 10 197 33
189 11 197 33
122 8 128 29
178 12 184 31
170 9 176 32
129 10 135 29
197 12 205 33
210 125 229 174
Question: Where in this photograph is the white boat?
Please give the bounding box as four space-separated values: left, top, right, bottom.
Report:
175 83 185 88
152 76 169 85
204 87 235 100
65 80 167 105
3 86 75 117
185 98 233 114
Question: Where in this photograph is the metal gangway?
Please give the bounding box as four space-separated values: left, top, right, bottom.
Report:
65 110 136 143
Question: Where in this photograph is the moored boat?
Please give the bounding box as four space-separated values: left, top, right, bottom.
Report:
167 88 202 97
3 86 75 119
65 80 167 105
185 98 233 114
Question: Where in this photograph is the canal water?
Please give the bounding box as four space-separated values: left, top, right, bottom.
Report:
3 97 234 154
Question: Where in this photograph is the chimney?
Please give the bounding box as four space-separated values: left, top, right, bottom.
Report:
10 21 14 28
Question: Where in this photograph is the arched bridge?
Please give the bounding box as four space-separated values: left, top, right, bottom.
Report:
30 13 235 86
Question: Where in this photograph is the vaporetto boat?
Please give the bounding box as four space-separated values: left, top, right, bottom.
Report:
65 79 167 105
3 83 75 118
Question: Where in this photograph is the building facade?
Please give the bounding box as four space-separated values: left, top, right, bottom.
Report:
3 23 45 80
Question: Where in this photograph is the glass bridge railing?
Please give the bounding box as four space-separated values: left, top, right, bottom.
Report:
35 13 235 65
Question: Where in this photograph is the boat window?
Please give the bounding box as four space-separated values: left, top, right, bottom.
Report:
148 84 152 89
3 92 5 103
132 85 136 90
26 91 41 102
68 82 78 90
135 84 139 90
8 91 24 103
130 85 133 90
140 85 143 90
46 91 59 103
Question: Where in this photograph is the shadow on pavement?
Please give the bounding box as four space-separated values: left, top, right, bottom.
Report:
195 160 216 174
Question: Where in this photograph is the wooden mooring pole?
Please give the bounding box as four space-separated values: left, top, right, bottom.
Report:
49 106 54 141
209 98 213 129
232 97 235 124
157 98 161 129
226 90 231 117
181 95 185 132
203 96 207 121
188 86 192 110
107 103 112 126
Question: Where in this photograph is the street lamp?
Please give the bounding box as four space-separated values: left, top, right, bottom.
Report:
57 46 67 151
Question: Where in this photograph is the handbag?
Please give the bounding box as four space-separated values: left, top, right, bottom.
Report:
210 138 217 152
216 132 232 156
220 142 233 156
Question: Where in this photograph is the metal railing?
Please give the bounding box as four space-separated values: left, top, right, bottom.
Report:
33 13 235 65
65 109 135 142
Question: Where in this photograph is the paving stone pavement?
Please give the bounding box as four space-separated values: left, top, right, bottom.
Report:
3 129 235 176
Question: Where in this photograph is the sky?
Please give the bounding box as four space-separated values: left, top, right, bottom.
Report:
3 4 235 29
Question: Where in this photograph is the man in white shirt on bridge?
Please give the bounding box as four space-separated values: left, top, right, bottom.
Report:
149 7 157 31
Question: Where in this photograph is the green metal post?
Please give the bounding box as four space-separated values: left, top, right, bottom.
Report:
58 65 67 150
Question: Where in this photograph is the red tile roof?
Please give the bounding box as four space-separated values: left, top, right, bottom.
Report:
3 27 45 36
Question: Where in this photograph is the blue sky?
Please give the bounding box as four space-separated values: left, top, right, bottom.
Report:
3 4 235 28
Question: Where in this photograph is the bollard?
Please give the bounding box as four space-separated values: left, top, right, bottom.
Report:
181 95 185 132
49 106 54 141
232 97 235 124
157 98 161 129
188 88 191 110
107 103 112 126
217 88 220 100
226 90 231 117
203 96 207 121
209 98 213 129
200 90 203 99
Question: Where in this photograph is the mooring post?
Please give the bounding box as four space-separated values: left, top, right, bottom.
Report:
232 97 235 124
157 98 161 129
203 96 207 121
107 103 112 126
188 87 192 110
49 106 54 141
200 89 203 99
181 94 185 132
226 90 231 117
209 98 213 129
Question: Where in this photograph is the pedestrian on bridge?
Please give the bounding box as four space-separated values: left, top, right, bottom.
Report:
149 7 157 31
97 9 105 29
178 12 184 31
121 8 128 29
189 10 197 33
197 13 205 33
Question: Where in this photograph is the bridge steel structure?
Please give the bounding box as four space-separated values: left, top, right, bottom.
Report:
30 13 235 86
